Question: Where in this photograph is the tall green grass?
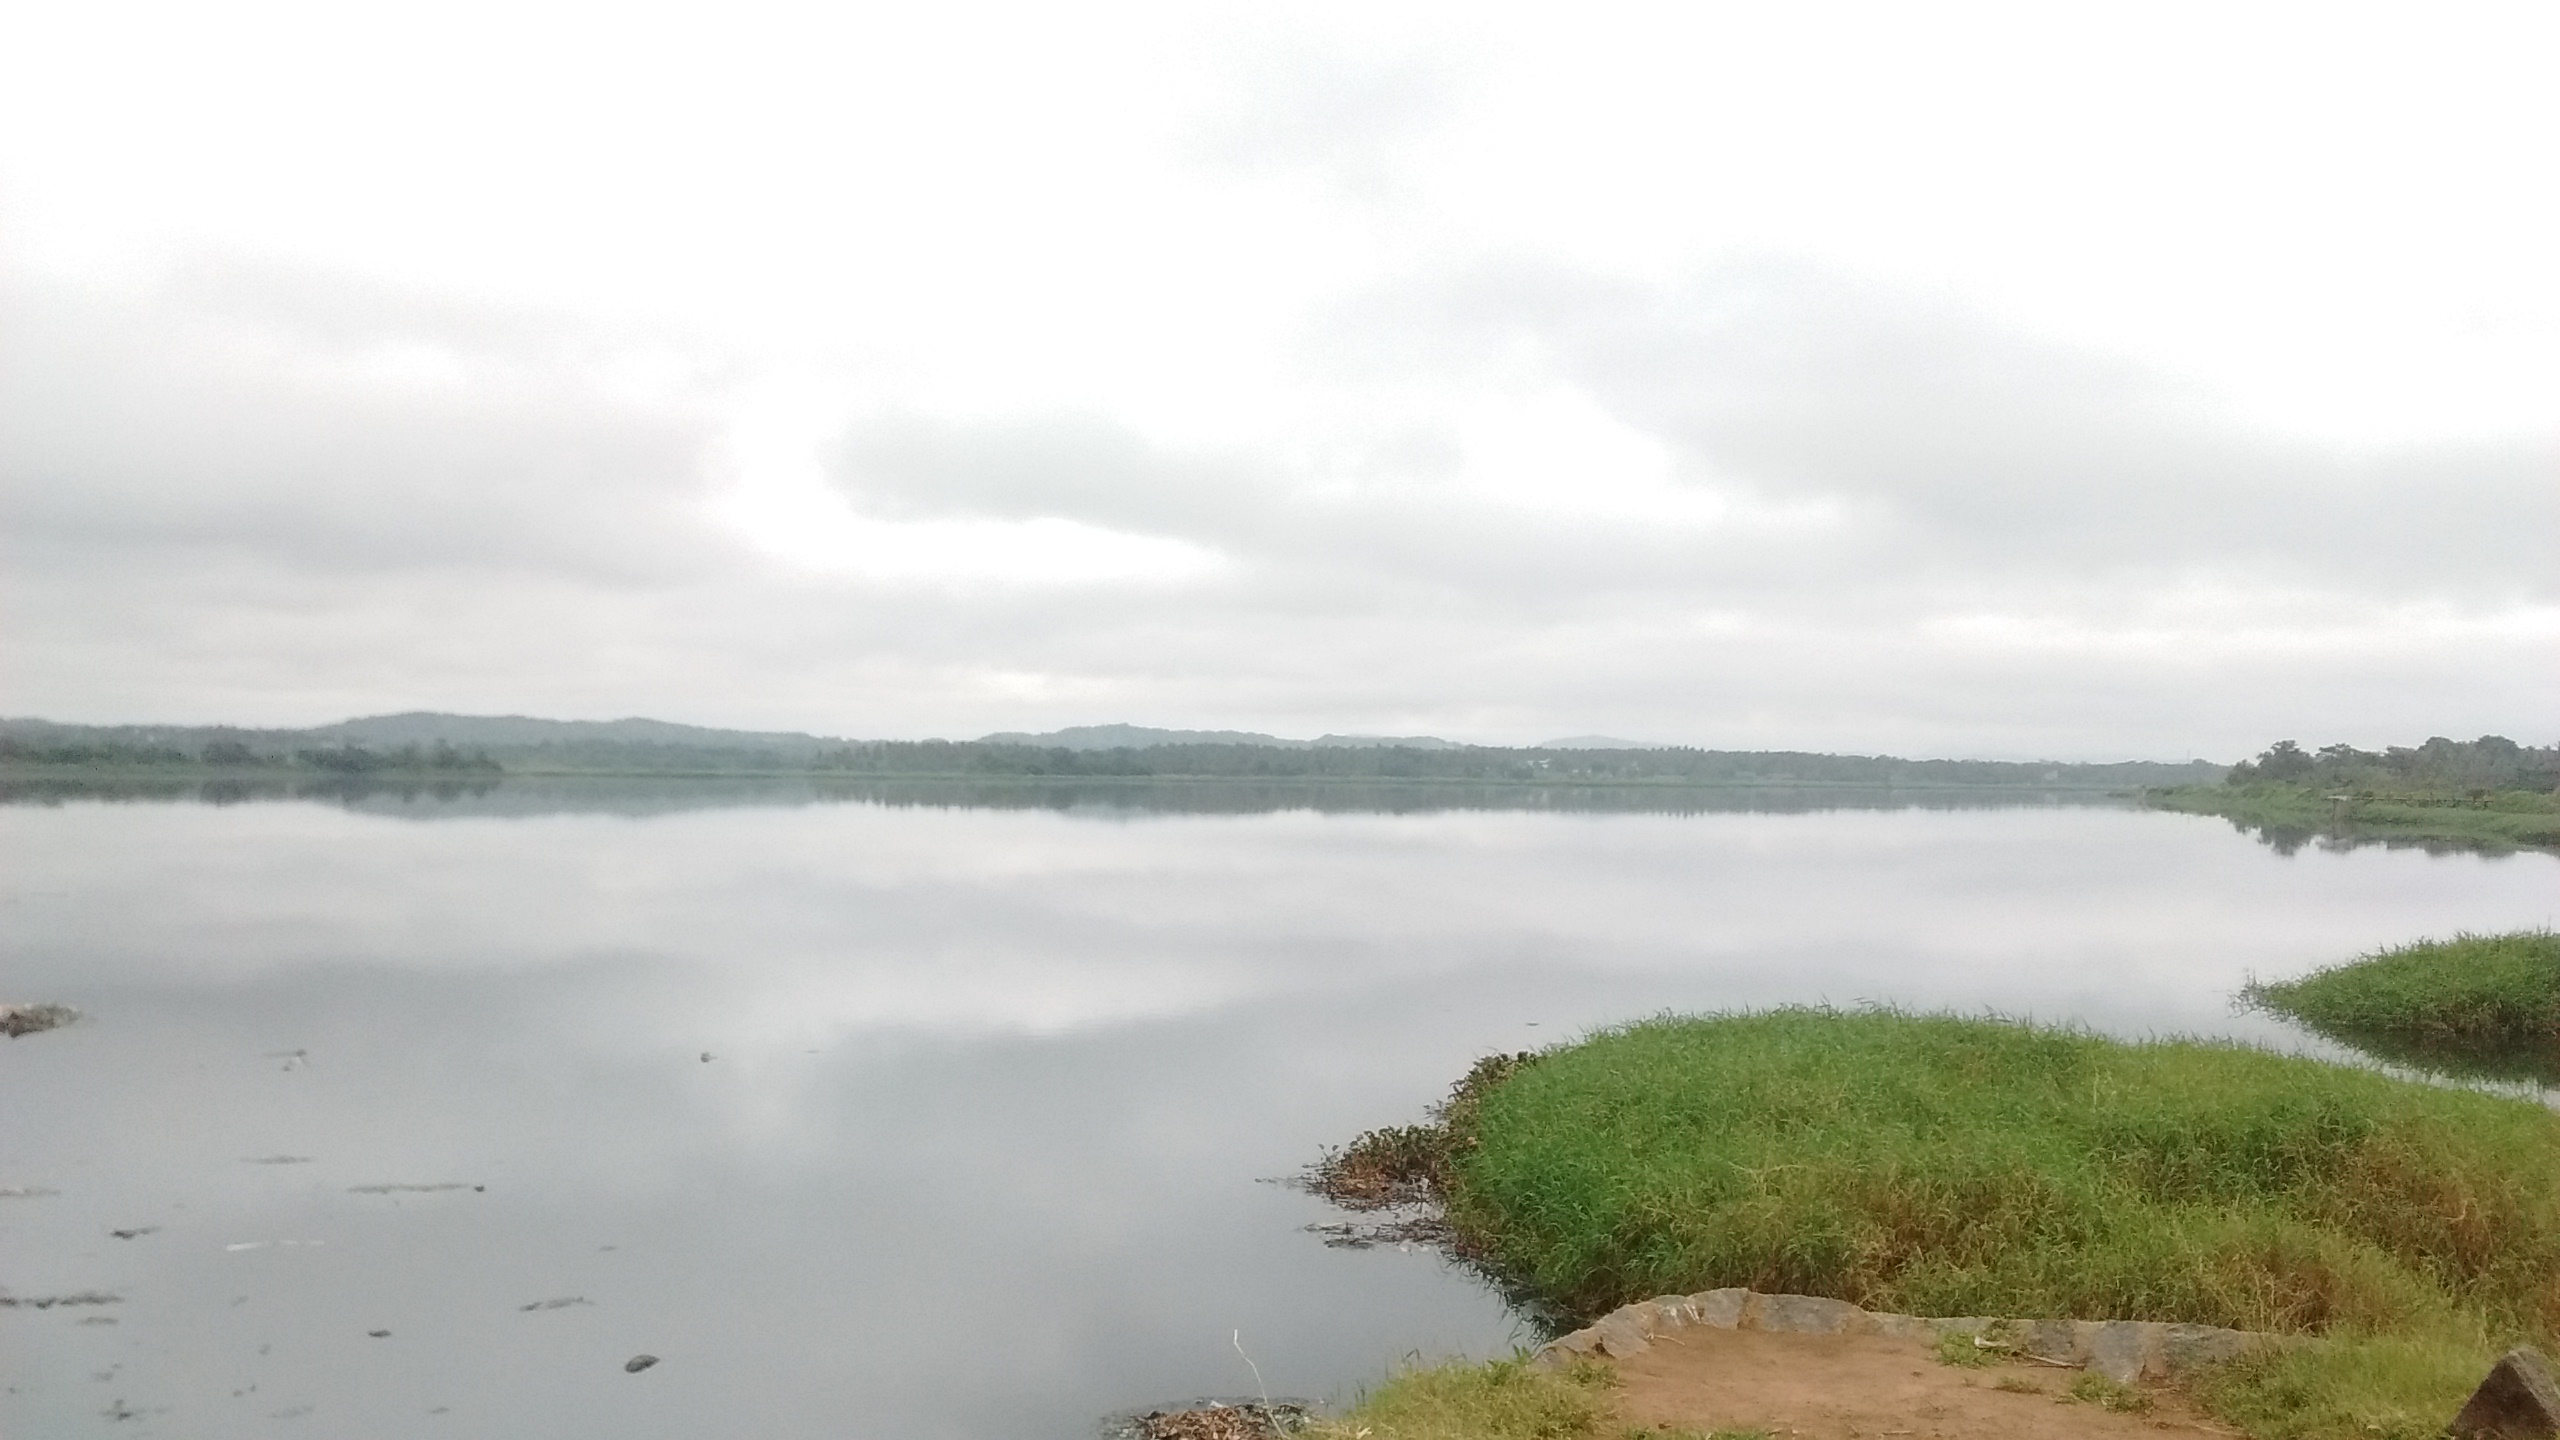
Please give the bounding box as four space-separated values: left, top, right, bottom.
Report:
1444 1010 2560 1344
1300 1355 1619 1440
2246 931 2560 1046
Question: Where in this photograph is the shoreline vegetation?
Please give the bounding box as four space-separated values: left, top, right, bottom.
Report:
2142 736 2560 854
0 712 2221 790
2245 932 2560 1085
1310 1008 2560 1440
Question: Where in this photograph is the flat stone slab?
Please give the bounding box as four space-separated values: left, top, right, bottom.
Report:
1533 1288 2275 1382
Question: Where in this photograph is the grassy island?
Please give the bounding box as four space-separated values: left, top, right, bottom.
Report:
2145 736 2560 853
1315 1009 2560 1439
2245 932 2560 1082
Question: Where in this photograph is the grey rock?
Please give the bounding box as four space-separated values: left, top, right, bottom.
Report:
1528 1330 1597 1370
2018 1318 2088 1365
1647 1294 1701 1329
623 1354 659 1374
1588 1312 1653 1357
1748 1294 1864 1334
2159 1323 2253 1377
2449 1347 2560 1439
1867 1312 1937 1341
2088 1321 2156 1383
1687 1288 1749 1329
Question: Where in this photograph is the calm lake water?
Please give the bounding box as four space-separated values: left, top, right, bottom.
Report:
4 784 2554 1438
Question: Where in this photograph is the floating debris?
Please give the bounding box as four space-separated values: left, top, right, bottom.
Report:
0 1290 123 1309
348 1183 481 1194
110 1227 159 1240
624 1354 659 1374
1300 1216 1451 1250
1 1003 76 1038
1102 1400 1313 1440
519 1296 592 1312
368 1329 391 1338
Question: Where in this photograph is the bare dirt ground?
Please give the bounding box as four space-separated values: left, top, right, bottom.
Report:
1610 1327 2243 1440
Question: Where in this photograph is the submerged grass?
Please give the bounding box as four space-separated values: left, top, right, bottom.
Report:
1324 1008 2560 1438
2245 931 2560 1047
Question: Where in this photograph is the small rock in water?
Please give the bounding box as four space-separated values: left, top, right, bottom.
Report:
110 1227 158 1240
1 1003 77 1038
624 1354 659 1374
368 1329 391 1338
699 1052 712 1063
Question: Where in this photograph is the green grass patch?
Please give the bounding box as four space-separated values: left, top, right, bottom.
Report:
1929 1329 1996 1367
1300 1354 1618 1440
1298 1354 1776 1440
1323 1008 2560 1437
1444 1010 2560 1334
2065 1371 2152 1412
2246 932 2560 1049
2190 1331 2496 1440
2146 784 2560 854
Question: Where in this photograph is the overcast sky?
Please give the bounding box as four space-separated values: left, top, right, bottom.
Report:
3 2 2552 757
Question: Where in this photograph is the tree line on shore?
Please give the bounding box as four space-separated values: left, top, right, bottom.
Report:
0 722 2222 789
2224 735 2558 795
0 736 502 774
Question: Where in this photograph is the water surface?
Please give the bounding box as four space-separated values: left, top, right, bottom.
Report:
4 784 2553 1437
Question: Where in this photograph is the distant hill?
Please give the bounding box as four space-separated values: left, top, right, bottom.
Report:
1311 733 1468 750
1540 735 1672 750
1 712 2227 789
308 712 837 751
977 723 1468 751
978 723 1300 750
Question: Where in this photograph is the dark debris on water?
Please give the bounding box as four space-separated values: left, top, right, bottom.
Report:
1 1003 77 1038
1102 1400 1313 1440
1 1291 123 1309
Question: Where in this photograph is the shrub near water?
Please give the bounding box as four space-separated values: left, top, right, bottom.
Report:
2246 931 2560 1045
1440 1010 2560 1343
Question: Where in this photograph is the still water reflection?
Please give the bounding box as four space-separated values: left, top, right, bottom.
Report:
4 785 2553 1438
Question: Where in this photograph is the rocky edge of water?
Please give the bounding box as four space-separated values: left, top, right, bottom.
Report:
1537 1287 2271 1385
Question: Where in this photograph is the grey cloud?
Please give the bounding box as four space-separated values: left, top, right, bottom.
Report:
1349 262 2560 599
4 254 2547 755
833 413 1282 544
826 407 1882 620
827 264 2553 633
0 271 728 585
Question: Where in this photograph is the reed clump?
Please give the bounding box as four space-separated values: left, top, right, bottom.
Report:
2244 931 2560 1046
